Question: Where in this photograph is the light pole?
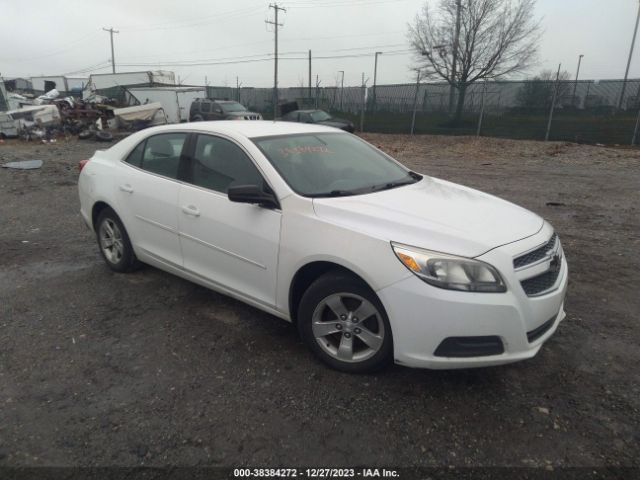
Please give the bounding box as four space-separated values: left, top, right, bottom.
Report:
372 51 382 111
572 54 584 107
339 70 345 111
619 0 640 110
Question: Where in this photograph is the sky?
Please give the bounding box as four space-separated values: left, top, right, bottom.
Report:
1 0 640 88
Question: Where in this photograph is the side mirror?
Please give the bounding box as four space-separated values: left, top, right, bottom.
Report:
228 184 280 209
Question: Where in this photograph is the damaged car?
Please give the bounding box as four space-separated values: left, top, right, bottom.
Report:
78 122 568 373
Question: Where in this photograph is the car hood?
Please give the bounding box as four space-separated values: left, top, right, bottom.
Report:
312 176 543 258
226 111 261 118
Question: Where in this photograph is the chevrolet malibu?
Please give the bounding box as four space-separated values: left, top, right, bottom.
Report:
78 121 568 373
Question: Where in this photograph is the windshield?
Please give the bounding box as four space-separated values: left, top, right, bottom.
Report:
253 133 420 197
220 102 247 113
310 110 332 122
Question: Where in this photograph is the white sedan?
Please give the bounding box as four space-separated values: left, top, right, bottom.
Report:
78 121 568 373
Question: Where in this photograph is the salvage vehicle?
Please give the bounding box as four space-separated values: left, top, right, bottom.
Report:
189 99 262 122
281 109 355 133
78 122 568 373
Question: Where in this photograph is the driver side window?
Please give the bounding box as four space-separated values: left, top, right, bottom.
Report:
188 135 264 194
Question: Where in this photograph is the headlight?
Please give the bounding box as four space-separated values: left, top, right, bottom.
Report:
391 242 507 293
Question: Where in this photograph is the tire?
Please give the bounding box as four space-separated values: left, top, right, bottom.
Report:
95 207 140 273
95 130 113 142
298 271 393 373
191 115 204 122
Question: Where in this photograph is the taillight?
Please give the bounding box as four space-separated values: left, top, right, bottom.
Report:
78 159 89 172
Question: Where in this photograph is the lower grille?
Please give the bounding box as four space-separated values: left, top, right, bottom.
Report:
527 316 556 342
520 267 561 296
434 336 504 358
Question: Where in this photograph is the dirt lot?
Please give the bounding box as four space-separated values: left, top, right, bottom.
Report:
0 133 638 469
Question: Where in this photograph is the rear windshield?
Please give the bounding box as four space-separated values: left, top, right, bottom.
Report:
253 133 418 197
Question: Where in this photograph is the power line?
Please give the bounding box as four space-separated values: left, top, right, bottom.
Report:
2 32 100 63
116 49 411 69
118 5 266 32
118 51 307 67
284 0 412 8
62 61 113 76
116 45 405 67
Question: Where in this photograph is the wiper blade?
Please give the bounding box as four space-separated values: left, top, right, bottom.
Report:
371 180 415 192
371 172 422 192
311 189 358 198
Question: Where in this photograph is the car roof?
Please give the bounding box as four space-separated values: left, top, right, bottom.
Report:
292 109 324 113
138 120 343 139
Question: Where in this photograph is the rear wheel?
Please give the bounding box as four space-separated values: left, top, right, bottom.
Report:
96 207 140 272
191 115 204 122
298 272 393 373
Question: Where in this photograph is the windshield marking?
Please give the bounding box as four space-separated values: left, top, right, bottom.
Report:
278 145 333 157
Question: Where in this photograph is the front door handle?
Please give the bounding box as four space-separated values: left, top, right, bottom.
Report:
181 205 201 217
119 184 134 193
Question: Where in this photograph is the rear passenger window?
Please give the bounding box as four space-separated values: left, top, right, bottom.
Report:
140 133 187 179
125 141 144 167
188 135 263 194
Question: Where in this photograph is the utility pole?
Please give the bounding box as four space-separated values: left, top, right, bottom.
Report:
102 27 119 74
339 70 345 111
372 51 382 111
236 76 242 102
308 50 312 102
620 0 640 110
449 0 462 116
572 54 584 107
266 3 286 119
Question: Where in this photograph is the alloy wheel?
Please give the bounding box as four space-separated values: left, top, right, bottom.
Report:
311 292 385 363
99 218 124 265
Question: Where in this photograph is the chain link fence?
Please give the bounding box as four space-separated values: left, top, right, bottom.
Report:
208 79 640 145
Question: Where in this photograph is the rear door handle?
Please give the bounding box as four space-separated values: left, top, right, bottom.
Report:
119 184 134 193
181 205 201 217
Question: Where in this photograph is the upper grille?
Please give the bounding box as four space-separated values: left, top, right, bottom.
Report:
520 267 561 296
513 233 558 269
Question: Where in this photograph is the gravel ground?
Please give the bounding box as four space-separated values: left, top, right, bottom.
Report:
0 134 638 469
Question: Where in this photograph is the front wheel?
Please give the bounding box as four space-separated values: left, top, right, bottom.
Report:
298 272 393 373
96 207 140 272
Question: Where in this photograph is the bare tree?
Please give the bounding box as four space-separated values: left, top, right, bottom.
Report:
516 69 572 111
409 0 541 124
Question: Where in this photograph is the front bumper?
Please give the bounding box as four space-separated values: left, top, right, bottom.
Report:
377 229 568 369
